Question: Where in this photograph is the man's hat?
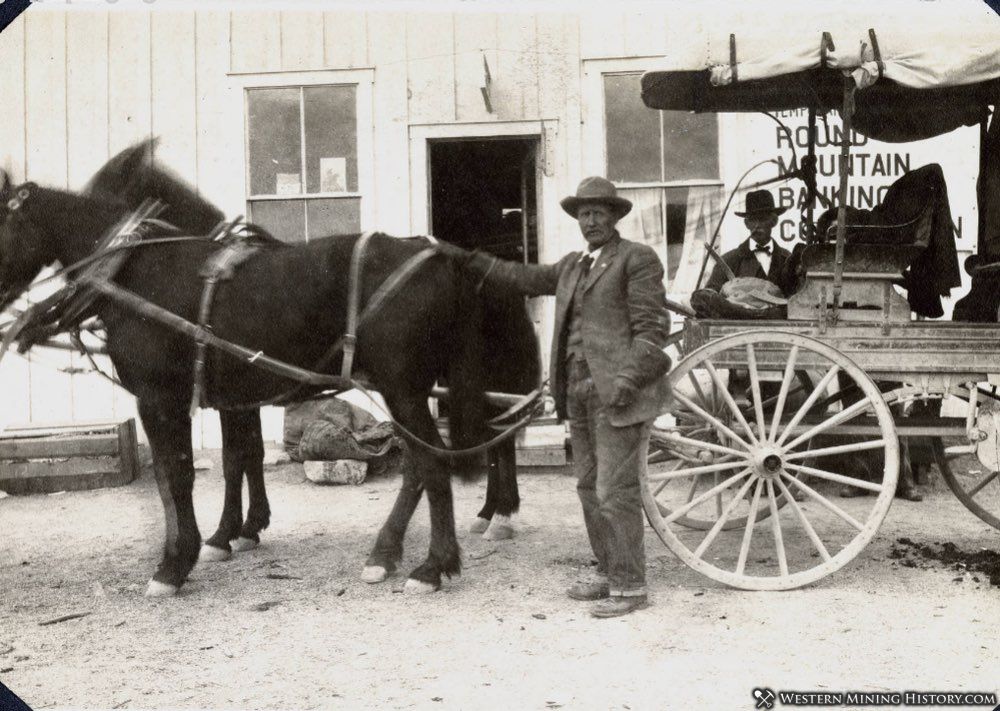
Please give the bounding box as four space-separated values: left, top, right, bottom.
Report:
735 189 788 218
560 176 632 219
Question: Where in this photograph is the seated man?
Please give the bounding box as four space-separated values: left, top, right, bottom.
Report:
706 189 794 295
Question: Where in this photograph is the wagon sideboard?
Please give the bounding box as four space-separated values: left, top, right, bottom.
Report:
683 320 1000 384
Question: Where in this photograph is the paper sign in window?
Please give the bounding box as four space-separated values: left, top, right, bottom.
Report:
320 157 347 193
276 173 302 196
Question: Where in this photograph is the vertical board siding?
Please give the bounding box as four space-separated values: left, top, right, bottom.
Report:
0 16 27 181
367 12 410 234
494 14 539 122
229 10 281 74
536 13 581 261
66 11 117 423
66 11 110 189
24 11 68 187
151 11 198 184
108 12 152 155
196 11 244 219
578 11 626 59
453 12 497 123
622 11 669 58
280 11 324 71
323 11 368 69
23 11 73 424
405 13 455 124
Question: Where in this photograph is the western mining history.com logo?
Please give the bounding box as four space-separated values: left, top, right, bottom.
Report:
752 688 1000 709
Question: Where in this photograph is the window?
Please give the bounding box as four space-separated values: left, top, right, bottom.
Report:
245 83 365 242
601 72 722 292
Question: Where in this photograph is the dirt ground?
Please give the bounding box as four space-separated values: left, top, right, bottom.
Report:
1 451 999 711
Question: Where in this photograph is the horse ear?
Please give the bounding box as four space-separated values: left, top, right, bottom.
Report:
0 170 11 198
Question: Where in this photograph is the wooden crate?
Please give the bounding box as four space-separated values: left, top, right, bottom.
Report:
0 419 140 495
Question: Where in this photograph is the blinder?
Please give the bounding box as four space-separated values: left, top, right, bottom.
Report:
7 187 31 212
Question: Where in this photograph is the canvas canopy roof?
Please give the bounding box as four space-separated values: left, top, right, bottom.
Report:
641 0 1000 141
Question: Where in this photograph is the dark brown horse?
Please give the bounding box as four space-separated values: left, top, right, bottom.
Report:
0 156 539 596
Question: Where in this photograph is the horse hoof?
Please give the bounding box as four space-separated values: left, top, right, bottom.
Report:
231 537 259 553
361 565 388 584
483 515 514 541
404 578 438 595
483 523 514 541
144 580 179 598
198 545 231 563
469 517 490 534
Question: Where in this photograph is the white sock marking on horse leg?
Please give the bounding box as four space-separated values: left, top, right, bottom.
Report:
483 514 514 541
361 565 388 584
469 516 491 534
144 580 179 597
230 537 259 553
198 544 231 563
404 578 438 594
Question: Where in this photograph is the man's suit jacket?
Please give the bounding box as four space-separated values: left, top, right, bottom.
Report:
475 234 672 427
706 239 793 295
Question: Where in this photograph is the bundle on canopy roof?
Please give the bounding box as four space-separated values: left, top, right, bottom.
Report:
640 0 1000 142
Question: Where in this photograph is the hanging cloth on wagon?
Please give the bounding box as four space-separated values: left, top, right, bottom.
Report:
812 163 962 318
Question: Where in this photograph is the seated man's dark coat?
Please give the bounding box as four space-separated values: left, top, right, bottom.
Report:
705 240 794 295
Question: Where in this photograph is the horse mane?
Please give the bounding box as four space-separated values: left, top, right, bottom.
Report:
84 138 279 247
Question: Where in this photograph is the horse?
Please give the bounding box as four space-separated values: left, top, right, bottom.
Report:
0 164 539 596
82 139 538 552
82 141 278 561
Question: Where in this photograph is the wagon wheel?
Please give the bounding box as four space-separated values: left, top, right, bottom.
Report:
932 387 1000 531
642 330 899 590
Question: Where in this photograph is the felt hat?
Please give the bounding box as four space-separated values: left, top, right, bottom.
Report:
735 189 788 218
560 176 632 219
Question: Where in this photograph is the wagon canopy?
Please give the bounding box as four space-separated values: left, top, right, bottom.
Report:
640 0 1000 142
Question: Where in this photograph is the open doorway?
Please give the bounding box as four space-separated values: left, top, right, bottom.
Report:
428 138 538 264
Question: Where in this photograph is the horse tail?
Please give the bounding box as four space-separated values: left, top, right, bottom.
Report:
444 266 489 480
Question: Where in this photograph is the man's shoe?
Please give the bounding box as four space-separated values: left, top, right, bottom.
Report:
566 577 610 601
590 595 649 618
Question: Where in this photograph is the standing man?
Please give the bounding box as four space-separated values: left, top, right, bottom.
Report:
706 189 793 294
448 176 672 617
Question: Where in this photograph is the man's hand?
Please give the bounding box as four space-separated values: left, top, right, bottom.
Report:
609 376 639 408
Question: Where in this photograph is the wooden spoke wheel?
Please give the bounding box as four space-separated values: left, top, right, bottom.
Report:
931 388 1000 531
642 330 899 590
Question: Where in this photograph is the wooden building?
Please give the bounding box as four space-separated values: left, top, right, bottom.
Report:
0 3 979 445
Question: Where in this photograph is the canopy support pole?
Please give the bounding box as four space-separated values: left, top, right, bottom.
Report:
805 105 818 239
831 74 856 323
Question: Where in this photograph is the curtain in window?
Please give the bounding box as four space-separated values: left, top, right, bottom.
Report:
617 186 666 253
673 185 724 294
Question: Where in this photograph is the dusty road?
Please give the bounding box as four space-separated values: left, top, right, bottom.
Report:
1 453 998 710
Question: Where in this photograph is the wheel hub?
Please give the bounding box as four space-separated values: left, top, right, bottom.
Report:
751 446 785 479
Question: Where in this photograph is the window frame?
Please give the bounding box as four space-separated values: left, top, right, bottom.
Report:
230 69 375 239
582 57 726 192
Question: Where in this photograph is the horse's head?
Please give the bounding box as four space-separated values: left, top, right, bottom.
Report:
86 138 225 236
0 171 54 311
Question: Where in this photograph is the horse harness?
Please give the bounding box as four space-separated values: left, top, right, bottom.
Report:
2 195 543 457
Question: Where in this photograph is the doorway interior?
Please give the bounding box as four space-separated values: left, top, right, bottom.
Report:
428 137 538 264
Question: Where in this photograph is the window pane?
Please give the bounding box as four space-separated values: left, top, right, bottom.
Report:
662 111 720 180
249 200 306 243
604 74 660 183
304 86 358 194
307 197 361 238
247 88 302 196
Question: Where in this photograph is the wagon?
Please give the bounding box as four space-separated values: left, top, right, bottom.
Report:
637 6 1000 590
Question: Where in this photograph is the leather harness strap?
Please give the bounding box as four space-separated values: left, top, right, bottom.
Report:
189 234 262 416
341 231 376 380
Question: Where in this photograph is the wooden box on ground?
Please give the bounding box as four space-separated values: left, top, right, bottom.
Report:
515 419 568 467
0 419 140 495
